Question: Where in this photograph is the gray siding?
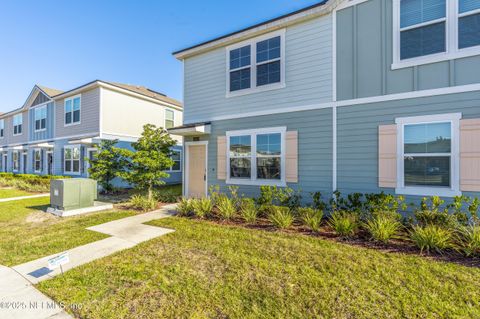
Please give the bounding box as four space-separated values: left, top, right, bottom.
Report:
183 14 332 123
336 0 480 101
337 90 480 199
186 108 333 200
2 112 29 146
54 88 100 138
29 102 54 141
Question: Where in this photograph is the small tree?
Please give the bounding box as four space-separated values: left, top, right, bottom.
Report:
120 124 176 200
87 139 129 193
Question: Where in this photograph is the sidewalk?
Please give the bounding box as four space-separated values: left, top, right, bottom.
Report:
0 204 177 319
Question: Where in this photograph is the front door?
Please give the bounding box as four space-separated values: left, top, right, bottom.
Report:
22 153 27 173
2 154 7 172
47 152 53 175
186 143 206 198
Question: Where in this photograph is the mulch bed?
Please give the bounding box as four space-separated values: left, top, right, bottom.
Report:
184 214 480 268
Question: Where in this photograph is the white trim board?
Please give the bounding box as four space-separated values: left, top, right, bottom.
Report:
183 83 480 124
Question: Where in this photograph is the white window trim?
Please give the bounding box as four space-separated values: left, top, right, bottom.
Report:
392 0 480 70
12 151 20 172
225 29 286 98
226 126 286 187
34 105 47 133
169 149 182 172
165 108 175 129
63 144 81 175
64 94 81 127
0 119 4 139
395 113 461 197
34 149 42 173
12 114 23 136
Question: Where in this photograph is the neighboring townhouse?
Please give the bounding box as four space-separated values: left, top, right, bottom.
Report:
171 0 480 202
0 80 183 185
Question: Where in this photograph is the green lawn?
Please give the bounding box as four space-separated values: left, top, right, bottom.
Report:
0 196 136 266
0 188 34 199
38 217 480 319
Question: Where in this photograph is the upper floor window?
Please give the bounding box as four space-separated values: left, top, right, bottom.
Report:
13 114 22 135
393 0 480 69
165 109 175 129
34 106 47 132
227 30 285 97
65 95 81 126
226 127 286 186
0 120 4 138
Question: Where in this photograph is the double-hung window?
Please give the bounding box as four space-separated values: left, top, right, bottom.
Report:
227 127 285 186
13 114 22 135
396 113 460 197
227 30 285 96
0 119 4 138
64 95 81 125
64 146 81 174
165 109 175 129
169 150 181 171
34 106 47 132
12 151 19 172
394 0 480 68
34 149 42 172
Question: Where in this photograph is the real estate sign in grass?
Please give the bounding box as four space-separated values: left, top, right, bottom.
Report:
39 217 480 319
0 196 135 266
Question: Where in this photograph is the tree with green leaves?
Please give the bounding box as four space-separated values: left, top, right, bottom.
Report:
120 124 176 201
87 139 129 193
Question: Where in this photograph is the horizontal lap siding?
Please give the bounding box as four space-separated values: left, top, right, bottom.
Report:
186 109 333 200
55 88 100 138
337 91 480 200
183 15 332 123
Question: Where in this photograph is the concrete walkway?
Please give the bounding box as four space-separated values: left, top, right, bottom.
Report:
0 204 177 319
0 193 49 203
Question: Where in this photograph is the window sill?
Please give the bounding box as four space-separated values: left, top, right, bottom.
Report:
392 46 480 70
226 178 286 187
13 134 22 137
64 122 81 127
34 129 47 133
395 186 461 198
64 171 81 176
226 82 285 98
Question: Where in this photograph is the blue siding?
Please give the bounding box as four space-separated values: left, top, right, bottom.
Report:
29 102 54 141
185 108 333 201
337 90 480 202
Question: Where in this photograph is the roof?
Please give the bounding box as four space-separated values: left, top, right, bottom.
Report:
37 85 64 97
173 0 329 58
104 82 182 107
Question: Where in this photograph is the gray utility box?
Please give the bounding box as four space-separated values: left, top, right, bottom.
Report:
50 178 98 211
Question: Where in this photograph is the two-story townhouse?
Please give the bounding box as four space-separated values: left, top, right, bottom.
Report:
171 0 480 203
0 80 183 185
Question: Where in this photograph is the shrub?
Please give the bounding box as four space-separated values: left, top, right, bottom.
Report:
240 198 258 223
216 196 236 220
154 189 180 203
130 194 157 212
410 225 454 254
177 198 194 217
311 192 327 211
268 206 294 229
192 198 213 218
328 211 359 238
414 196 458 229
457 225 480 257
298 207 323 232
364 215 402 243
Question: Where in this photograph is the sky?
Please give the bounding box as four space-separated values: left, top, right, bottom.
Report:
0 0 320 112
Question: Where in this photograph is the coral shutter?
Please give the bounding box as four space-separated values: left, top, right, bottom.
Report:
285 131 298 183
378 124 397 188
217 136 227 180
460 119 480 192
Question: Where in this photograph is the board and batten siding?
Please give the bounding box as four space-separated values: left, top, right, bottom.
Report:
336 0 480 101
183 14 332 123
185 108 333 199
100 87 183 143
29 102 54 141
337 90 480 199
54 88 100 138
